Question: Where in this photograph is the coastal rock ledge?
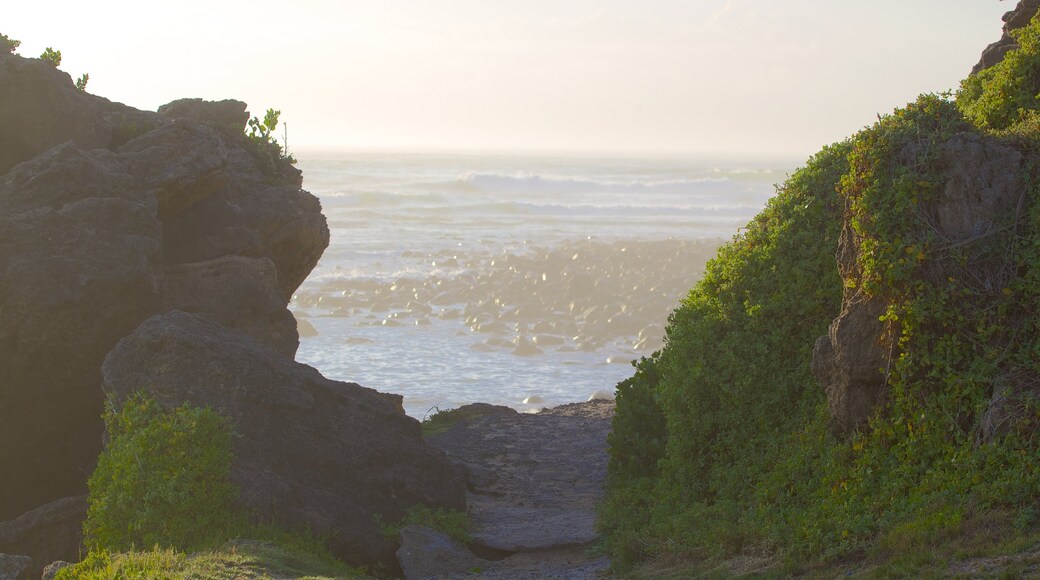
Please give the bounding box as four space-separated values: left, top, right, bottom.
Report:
0 50 464 571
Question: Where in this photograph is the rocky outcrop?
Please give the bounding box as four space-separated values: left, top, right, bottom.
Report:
0 554 32 580
0 55 159 175
0 50 328 522
973 0 1040 74
0 496 86 579
101 311 466 567
813 134 1027 434
396 525 483 580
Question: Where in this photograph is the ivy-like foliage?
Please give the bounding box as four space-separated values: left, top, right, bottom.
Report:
602 143 849 566
605 88 1040 570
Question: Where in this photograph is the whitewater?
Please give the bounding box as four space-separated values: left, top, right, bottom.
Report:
290 151 793 417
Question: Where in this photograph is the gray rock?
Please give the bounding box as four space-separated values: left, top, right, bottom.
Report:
0 53 158 176
0 496 86 578
40 561 71 580
158 98 249 134
471 507 598 551
396 525 482 580
811 296 888 435
0 554 32 580
102 311 466 568
160 256 299 356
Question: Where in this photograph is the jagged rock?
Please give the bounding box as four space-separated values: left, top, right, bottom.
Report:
811 297 888 434
396 525 483 580
0 52 328 519
973 0 1040 74
102 311 466 567
0 149 163 515
40 561 71 580
160 256 299 356
0 554 32 580
0 53 158 175
158 98 249 134
0 496 86 580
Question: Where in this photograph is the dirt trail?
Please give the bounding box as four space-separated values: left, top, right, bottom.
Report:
419 400 615 579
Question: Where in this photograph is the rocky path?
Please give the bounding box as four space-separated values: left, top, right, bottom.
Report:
398 400 615 579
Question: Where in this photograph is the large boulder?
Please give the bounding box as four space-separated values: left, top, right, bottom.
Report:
0 52 328 520
102 311 466 567
0 496 86 579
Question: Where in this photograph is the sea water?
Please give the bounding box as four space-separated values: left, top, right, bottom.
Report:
290 151 794 417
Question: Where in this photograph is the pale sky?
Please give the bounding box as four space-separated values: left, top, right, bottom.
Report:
6 1 1011 158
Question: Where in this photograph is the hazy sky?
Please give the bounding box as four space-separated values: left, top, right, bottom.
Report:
7 1 1011 158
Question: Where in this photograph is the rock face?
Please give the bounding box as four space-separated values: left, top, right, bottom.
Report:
0 50 327 521
102 311 466 567
396 525 482 580
813 134 1027 434
973 0 1040 74
0 496 86 580
0 554 32 580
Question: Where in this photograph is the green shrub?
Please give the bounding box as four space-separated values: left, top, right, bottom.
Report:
39 47 61 67
602 141 850 567
958 12 1040 130
603 90 1040 573
0 33 19 54
246 107 297 175
83 392 241 552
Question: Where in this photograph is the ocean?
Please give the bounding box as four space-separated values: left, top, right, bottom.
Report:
290 151 795 417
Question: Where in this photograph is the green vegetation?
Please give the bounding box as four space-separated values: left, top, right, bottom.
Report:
1 33 19 54
39 46 61 67
247 107 297 174
84 392 240 551
603 14 1040 575
378 504 472 544
76 72 89 91
420 404 505 437
76 392 360 577
56 541 363 579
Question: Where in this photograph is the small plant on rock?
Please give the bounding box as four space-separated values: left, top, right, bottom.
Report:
246 107 297 174
1 33 19 54
39 47 61 67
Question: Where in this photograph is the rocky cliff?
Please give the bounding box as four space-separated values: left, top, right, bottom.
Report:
0 51 464 570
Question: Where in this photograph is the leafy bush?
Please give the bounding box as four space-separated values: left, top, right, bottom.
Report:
39 47 61 67
602 141 850 567
246 107 297 175
76 73 89 91
83 392 240 552
0 33 19 54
